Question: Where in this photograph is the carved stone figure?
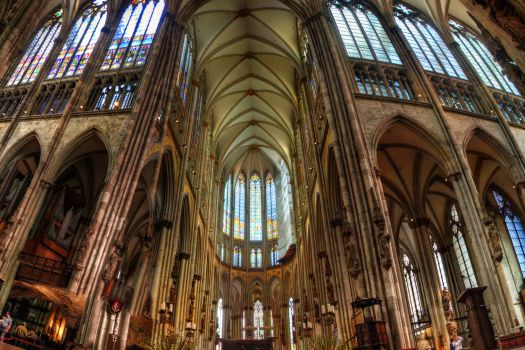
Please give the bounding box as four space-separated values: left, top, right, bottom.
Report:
378 233 392 269
103 244 121 282
344 238 361 278
442 288 455 321
487 220 503 262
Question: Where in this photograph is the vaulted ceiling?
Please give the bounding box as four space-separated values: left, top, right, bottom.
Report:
192 0 300 175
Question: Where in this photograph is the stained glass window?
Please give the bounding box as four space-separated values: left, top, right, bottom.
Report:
401 253 424 329
101 0 164 71
250 248 262 268
288 298 296 349
48 0 107 80
450 204 477 288
177 33 194 105
431 236 448 290
266 172 278 240
217 298 223 339
234 173 245 240
254 300 264 339
6 9 63 86
233 246 242 267
394 4 466 79
270 245 278 266
492 190 525 275
250 174 262 241
256 248 262 267
450 20 520 95
223 176 231 235
250 248 256 267
330 4 401 64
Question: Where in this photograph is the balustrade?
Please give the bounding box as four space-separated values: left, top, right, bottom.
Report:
351 60 420 101
0 86 28 119
17 252 73 288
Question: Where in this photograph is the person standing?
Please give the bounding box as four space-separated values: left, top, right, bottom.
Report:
0 312 12 341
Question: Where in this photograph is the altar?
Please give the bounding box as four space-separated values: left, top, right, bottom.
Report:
219 338 276 350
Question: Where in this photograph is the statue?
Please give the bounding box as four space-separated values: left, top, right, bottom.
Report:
103 244 121 282
344 238 361 278
378 233 392 269
326 278 336 304
487 220 503 262
442 288 455 321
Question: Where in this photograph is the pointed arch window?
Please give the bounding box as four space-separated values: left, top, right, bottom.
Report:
450 204 477 288
223 176 231 235
233 246 242 267
330 3 401 64
394 4 466 79
450 20 519 95
266 172 278 240
250 248 262 268
48 0 107 80
101 0 164 71
491 190 525 275
270 245 278 266
254 300 264 339
217 298 223 339
431 236 448 290
250 174 262 241
6 9 63 86
234 173 246 240
177 33 194 104
401 253 424 329
288 298 296 349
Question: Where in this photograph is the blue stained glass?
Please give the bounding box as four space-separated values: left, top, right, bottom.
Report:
250 174 262 241
223 176 232 235
330 4 401 65
234 173 245 240
450 20 520 95
266 173 278 240
101 0 164 71
7 10 62 86
76 12 107 74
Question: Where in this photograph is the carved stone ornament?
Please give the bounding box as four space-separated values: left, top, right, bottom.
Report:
378 233 392 270
442 288 455 322
486 218 504 263
103 243 122 282
344 237 361 278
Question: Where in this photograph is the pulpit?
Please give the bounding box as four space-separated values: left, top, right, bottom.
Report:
457 287 497 350
220 338 275 350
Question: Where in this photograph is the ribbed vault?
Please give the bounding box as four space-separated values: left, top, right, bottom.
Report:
192 0 299 174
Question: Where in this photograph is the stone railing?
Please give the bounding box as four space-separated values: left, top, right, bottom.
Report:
351 60 423 101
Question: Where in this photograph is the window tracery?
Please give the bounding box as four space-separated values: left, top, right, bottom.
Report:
450 20 519 95
250 174 262 241
48 0 107 80
270 245 278 266
394 4 466 79
491 190 525 276
330 4 401 64
401 253 424 330
177 33 194 105
234 173 246 240
101 0 164 71
450 204 477 289
223 176 231 236
431 236 448 290
254 300 264 339
233 246 242 267
6 9 62 86
266 172 278 240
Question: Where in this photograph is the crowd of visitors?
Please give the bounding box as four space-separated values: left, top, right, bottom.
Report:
0 311 42 345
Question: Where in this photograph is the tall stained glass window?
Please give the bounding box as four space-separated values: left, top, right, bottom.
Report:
450 20 520 95
266 172 278 240
223 176 231 235
250 174 262 241
217 298 223 339
431 236 448 290
270 245 278 266
254 301 264 339
394 4 466 79
288 298 296 349
48 0 107 79
234 173 246 240
330 4 401 64
177 33 194 105
450 204 477 288
101 0 164 71
250 248 262 268
401 253 424 329
6 9 63 86
491 190 525 275
233 246 242 267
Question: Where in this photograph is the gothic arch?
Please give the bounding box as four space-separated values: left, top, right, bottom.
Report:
0 132 41 177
